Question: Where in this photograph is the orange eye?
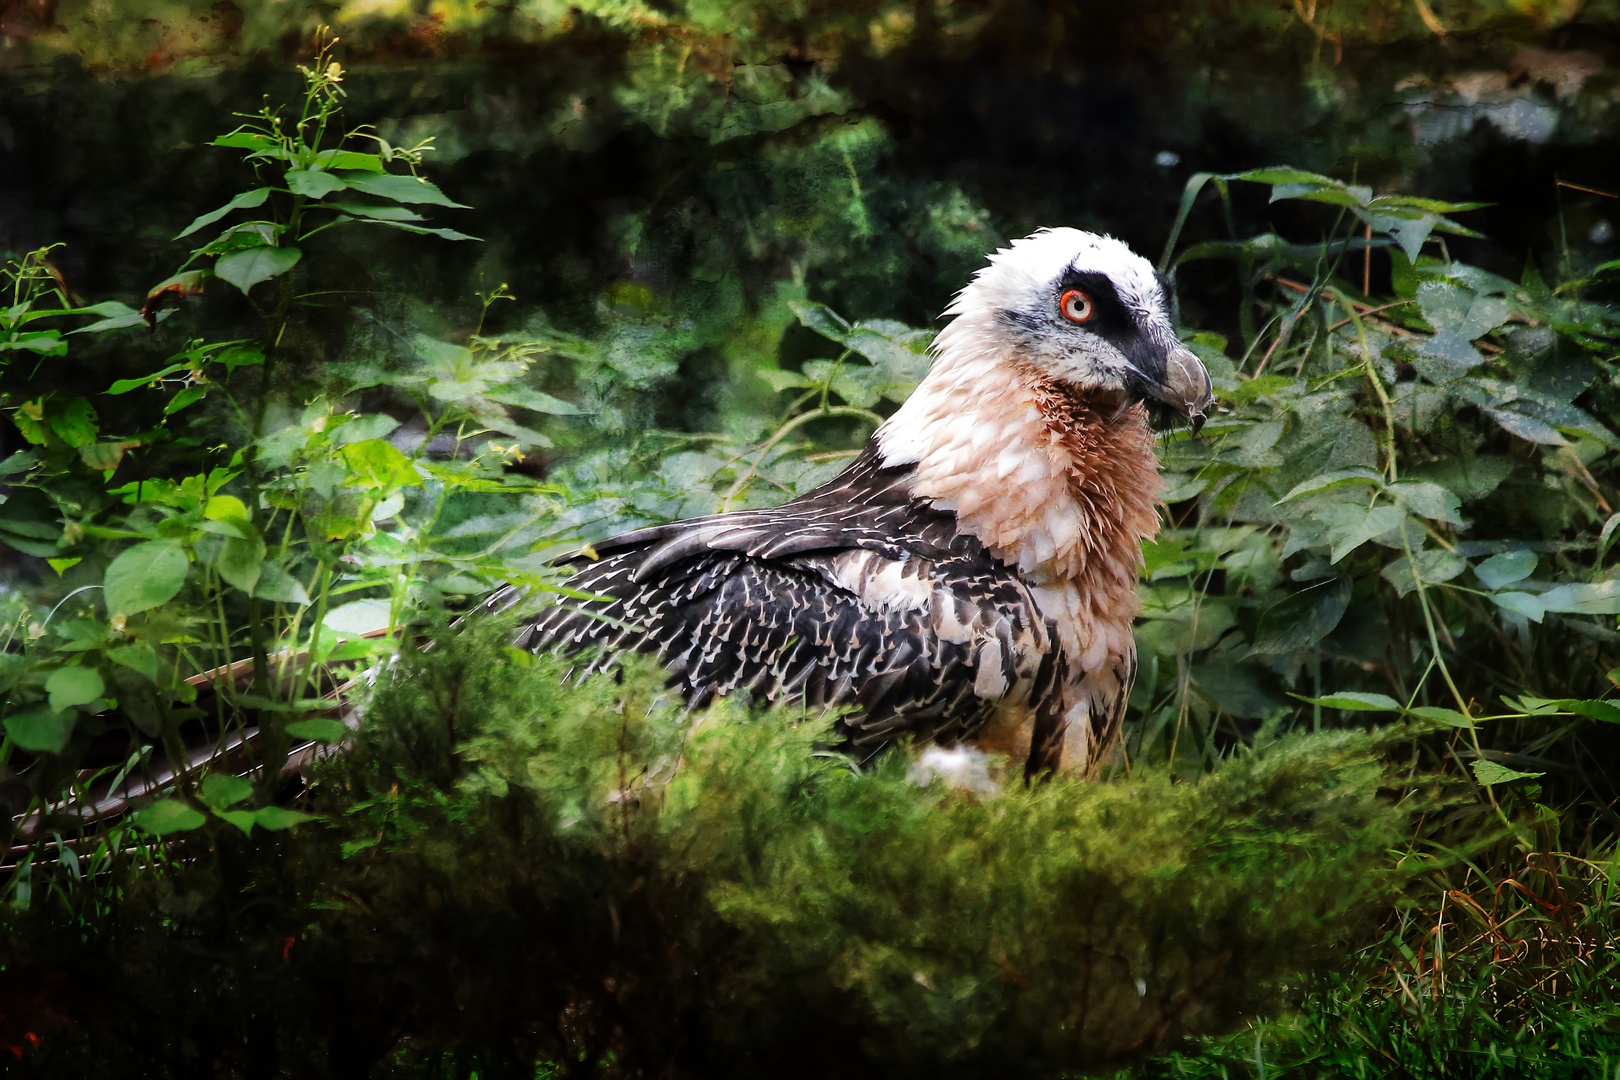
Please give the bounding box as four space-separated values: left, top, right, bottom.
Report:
1059 288 1094 323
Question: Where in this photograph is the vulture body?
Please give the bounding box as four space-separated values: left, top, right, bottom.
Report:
496 229 1213 777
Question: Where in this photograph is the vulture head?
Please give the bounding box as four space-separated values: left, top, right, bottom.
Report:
942 228 1215 431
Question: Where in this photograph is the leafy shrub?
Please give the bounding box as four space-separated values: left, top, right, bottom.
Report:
0 624 1417 1077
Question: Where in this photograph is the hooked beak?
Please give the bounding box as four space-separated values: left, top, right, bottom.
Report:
1153 347 1215 434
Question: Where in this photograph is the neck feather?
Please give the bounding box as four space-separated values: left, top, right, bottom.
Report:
875 342 1163 595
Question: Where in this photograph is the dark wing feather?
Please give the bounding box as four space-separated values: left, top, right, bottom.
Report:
506 446 1062 753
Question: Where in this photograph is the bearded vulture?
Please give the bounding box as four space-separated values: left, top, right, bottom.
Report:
494 229 1213 778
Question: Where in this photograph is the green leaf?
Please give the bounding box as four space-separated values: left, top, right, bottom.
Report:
365 220 481 242
133 798 207 835
790 300 853 344
1248 577 1351 655
341 438 422 490
1328 505 1408 563
1387 481 1463 525
333 171 469 208
72 301 146 334
1539 579 1620 616
1275 468 1383 504
214 533 265 595
46 557 81 576
284 169 348 199
1492 591 1546 623
1472 759 1544 787
176 187 272 239
253 563 311 605
1600 512 1620 562
104 540 189 616
108 643 159 683
1294 691 1403 712
214 246 302 294
164 384 210 416
204 494 252 525
1406 706 1475 728
323 599 392 637
287 717 347 743
46 666 104 713
3 705 74 753
251 806 315 831
1381 548 1467 597
212 131 283 154
314 150 385 172
1565 698 1620 724
757 369 818 393
107 362 194 395
1475 551 1538 590
485 384 583 415
325 201 425 222
214 809 259 837
198 221 278 257
200 773 254 810
0 450 36 476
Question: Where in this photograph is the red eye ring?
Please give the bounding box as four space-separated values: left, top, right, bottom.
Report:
1059 288 1094 323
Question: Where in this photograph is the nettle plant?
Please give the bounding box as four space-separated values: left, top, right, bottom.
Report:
735 170 1620 814
0 41 576 879
1134 170 1620 802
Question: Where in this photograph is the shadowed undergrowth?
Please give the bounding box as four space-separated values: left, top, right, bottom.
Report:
0 622 1419 1078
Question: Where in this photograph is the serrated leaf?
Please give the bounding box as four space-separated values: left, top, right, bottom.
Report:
1475 551 1537 590
104 540 189 616
3 705 74 753
287 717 347 743
1472 759 1544 786
134 798 207 835
214 246 302 294
45 666 103 713
334 171 469 207
1406 706 1475 727
1295 691 1402 712
176 187 272 239
1565 698 1620 724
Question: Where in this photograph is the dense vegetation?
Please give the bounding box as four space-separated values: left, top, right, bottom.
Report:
1 2 1619 1076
